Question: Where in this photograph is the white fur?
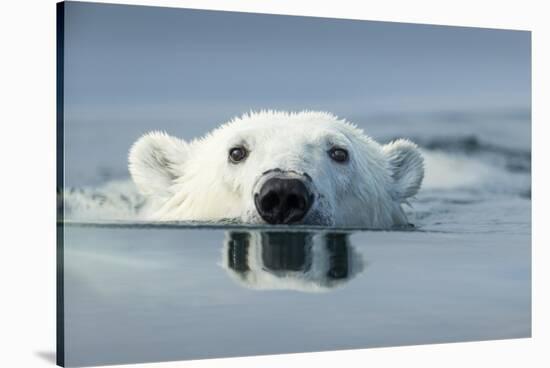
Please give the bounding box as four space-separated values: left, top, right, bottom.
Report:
128 110 424 228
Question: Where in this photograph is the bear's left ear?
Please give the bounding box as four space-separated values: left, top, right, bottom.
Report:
128 131 189 197
382 139 424 201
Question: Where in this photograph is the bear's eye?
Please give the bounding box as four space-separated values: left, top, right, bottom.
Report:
328 147 349 163
229 146 248 163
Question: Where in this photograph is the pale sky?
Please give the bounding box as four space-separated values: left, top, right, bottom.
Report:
63 1 531 124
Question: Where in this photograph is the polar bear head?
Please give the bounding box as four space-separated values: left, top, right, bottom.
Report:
129 111 423 228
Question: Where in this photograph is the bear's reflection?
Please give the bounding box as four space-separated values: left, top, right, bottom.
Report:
222 232 365 292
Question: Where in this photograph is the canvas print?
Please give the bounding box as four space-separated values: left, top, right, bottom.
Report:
57 1 531 367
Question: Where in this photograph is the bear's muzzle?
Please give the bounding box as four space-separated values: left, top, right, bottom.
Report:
254 172 314 225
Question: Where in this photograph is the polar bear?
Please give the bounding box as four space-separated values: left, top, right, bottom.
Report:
129 110 424 228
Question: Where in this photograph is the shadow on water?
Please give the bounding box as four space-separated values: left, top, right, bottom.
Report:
61 220 417 232
222 231 365 292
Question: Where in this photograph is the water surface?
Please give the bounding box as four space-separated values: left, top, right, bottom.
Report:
61 224 530 367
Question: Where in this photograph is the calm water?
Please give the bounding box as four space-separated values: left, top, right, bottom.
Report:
61 224 530 367
60 110 532 366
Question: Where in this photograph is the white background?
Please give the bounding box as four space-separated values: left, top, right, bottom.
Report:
0 0 547 367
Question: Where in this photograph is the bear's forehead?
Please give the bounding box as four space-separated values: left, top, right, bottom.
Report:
220 117 350 141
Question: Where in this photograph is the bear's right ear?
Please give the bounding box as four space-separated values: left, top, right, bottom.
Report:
382 139 424 201
128 131 189 197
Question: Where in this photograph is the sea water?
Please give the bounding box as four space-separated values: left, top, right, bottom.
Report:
60 111 531 366
60 224 530 366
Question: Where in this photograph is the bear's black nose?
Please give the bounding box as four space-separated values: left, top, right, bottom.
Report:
255 178 313 224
